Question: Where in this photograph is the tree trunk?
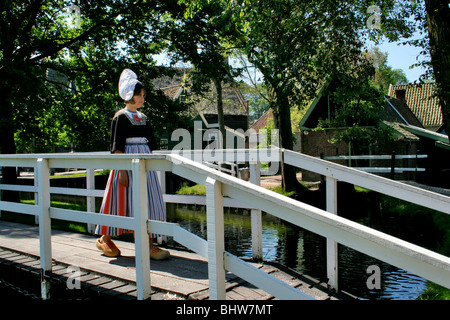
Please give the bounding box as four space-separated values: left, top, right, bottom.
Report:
214 78 226 149
0 131 19 203
0 88 20 203
424 0 450 141
272 106 279 130
276 91 304 193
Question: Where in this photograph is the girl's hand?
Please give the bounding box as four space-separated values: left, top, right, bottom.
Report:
119 170 129 188
114 150 129 187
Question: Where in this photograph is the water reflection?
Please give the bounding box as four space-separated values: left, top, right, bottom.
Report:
166 203 427 300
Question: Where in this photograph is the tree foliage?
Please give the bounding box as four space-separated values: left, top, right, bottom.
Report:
162 0 242 148
1 0 447 195
423 0 450 139
0 0 188 155
371 0 450 139
0 0 191 200
316 75 398 155
229 0 414 191
365 47 409 94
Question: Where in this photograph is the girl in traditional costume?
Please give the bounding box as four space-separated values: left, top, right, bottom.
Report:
95 69 170 260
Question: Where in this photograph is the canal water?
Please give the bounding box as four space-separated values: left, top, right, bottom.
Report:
166 203 428 300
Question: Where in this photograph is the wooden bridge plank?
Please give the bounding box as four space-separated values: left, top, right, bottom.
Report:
232 284 273 300
225 290 246 300
0 220 347 300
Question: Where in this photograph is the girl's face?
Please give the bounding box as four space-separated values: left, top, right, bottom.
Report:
132 89 146 108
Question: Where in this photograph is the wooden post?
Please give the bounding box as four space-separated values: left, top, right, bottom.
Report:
36 158 52 300
132 159 151 300
86 168 96 234
249 162 263 260
326 176 338 292
205 177 226 300
390 151 396 180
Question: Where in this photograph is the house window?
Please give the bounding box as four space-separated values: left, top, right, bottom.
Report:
160 139 168 150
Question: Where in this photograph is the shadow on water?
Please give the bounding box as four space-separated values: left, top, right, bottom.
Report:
166 198 429 300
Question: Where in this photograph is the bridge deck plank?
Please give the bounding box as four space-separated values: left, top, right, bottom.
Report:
0 220 355 300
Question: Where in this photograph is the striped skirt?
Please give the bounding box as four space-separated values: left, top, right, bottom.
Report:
95 137 166 237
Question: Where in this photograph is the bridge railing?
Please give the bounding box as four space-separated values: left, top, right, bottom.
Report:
0 150 450 300
281 149 450 290
160 147 450 291
166 149 450 291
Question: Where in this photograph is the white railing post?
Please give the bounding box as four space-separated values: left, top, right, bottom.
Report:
86 168 96 233
34 164 39 224
205 177 226 300
156 170 166 245
0 171 2 218
36 158 52 300
326 176 338 292
132 159 151 300
249 162 263 260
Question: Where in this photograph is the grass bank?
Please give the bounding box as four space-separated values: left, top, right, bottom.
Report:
176 182 298 197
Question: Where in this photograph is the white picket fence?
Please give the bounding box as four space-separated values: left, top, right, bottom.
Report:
0 148 449 300
324 153 428 175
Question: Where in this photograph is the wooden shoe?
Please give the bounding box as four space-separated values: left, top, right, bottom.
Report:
150 247 170 260
96 238 121 257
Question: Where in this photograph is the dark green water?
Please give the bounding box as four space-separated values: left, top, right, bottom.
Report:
166 203 428 300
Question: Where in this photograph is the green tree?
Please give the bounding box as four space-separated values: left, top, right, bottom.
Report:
375 0 449 139
232 0 412 192
316 74 398 157
365 47 409 94
0 0 185 197
423 0 450 139
238 82 270 124
163 0 241 148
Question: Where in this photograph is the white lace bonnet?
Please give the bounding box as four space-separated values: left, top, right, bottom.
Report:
118 68 142 101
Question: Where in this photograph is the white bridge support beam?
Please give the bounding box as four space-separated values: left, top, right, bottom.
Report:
250 162 263 260
326 176 338 291
206 177 226 300
86 168 96 234
132 159 151 300
36 158 52 300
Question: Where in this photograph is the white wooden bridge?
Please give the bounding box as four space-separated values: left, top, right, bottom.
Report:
0 148 449 300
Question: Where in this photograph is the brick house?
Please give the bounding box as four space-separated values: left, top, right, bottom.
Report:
250 82 425 181
300 90 425 180
388 82 450 186
251 81 450 185
152 68 249 150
